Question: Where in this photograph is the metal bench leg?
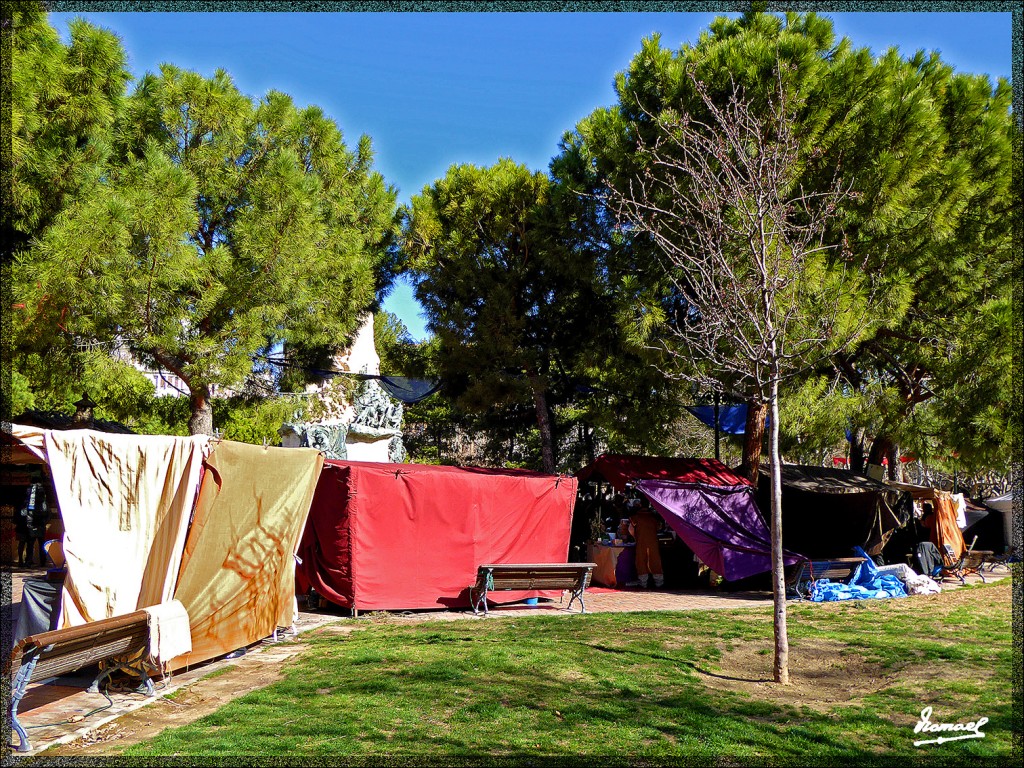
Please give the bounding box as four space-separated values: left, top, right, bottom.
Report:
10 655 39 752
470 581 490 616
87 666 114 694
139 667 156 697
565 587 586 613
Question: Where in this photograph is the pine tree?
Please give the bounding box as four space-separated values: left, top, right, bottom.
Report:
12 55 398 434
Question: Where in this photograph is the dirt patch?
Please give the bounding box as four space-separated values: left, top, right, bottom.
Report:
695 579 1012 717
696 638 899 712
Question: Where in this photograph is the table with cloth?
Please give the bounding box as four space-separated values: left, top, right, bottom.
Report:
587 542 636 588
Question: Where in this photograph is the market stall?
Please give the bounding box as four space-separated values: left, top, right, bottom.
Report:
575 454 778 586
295 460 577 611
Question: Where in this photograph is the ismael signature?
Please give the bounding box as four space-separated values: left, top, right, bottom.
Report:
913 706 988 747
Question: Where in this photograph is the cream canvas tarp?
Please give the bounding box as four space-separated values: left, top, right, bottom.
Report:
169 441 324 672
9 425 210 627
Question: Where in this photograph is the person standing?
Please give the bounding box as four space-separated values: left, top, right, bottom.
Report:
16 493 31 567
626 498 665 589
22 481 49 568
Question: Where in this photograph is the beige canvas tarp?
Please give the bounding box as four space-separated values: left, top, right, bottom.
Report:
169 441 323 672
9 425 210 627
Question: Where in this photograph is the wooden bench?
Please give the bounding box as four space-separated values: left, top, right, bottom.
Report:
788 557 866 600
7 609 153 753
470 563 597 616
983 547 1018 572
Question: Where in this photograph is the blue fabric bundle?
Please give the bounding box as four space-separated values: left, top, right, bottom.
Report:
809 547 908 602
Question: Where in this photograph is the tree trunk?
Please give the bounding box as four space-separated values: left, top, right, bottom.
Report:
739 398 767 483
188 385 214 436
867 435 893 477
886 443 901 482
768 377 789 685
581 421 596 466
529 376 556 474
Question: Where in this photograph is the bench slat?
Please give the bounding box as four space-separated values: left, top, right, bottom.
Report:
789 558 866 599
16 609 149 653
31 633 148 681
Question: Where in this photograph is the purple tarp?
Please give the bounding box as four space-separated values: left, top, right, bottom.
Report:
635 479 804 581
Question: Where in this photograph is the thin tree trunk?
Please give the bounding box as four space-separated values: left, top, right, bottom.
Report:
581 421 596 466
768 376 789 685
740 398 767 483
188 385 214 436
529 376 556 474
849 427 867 474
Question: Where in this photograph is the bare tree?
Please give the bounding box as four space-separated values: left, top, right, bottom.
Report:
604 68 875 684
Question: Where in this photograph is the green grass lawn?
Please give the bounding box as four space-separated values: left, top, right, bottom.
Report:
96 578 1020 765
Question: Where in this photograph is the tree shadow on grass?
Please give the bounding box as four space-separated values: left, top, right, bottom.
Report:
584 642 770 684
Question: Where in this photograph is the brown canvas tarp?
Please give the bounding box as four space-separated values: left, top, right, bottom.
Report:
169 441 323 671
756 465 913 558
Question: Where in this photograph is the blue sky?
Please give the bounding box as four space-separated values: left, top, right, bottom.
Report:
49 9 1015 343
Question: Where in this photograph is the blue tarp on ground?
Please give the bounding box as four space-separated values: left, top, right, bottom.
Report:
810 547 907 602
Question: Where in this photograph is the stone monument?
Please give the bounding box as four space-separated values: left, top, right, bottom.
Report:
279 314 406 462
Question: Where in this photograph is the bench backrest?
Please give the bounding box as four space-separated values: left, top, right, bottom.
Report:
476 563 596 592
796 558 865 583
961 550 991 569
9 610 150 682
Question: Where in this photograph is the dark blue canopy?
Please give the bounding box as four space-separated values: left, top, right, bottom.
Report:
685 404 764 435
378 376 442 404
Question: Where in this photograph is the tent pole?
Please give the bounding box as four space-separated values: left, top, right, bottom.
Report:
714 392 721 462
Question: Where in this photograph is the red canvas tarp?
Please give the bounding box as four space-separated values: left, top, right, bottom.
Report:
296 461 577 611
577 454 751 492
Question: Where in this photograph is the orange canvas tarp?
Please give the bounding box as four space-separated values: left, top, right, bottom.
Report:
169 441 323 671
932 492 967 560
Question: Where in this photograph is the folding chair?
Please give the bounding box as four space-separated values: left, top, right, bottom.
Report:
936 536 978 585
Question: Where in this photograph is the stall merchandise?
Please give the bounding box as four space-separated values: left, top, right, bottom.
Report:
577 455 800 583
587 541 636 588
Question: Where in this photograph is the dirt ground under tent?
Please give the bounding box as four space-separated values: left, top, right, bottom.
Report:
7 564 1011 757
